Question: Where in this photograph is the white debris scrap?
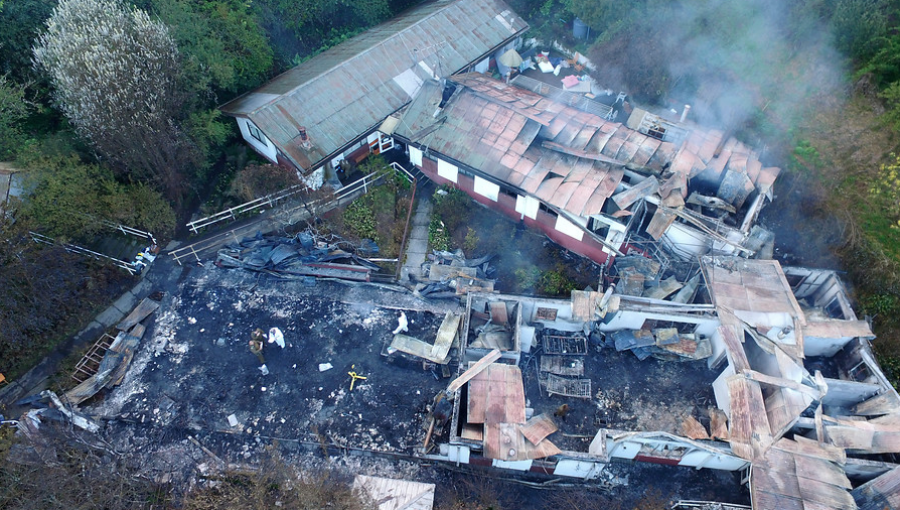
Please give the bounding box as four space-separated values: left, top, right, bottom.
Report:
319 363 333 372
392 312 409 335
268 327 285 348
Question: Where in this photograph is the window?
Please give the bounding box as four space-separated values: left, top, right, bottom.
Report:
409 146 423 167
473 176 499 201
555 215 584 241
247 123 265 144
516 195 539 219
437 159 459 183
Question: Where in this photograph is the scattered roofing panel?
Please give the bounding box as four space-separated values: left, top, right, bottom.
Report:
701 256 806 328
483 422 561 461
751 440 856 510
220 0 527 171
519 413 558 445
853 466 900 510
352 475 435 510
726 375 773 461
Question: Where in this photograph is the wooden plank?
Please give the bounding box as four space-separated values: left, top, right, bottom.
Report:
447 349 501 393
461 424 484 441
719 323 750 372
753 457 802 499
774 437 846 464
127 323 146 340
793 455 852 490
681 415 709 440
431 312 460 361
612 177 659 210
726 375 772 460
391 334 450 364
854 391 900 416
797 478 856 510
519 414 558 445
489 302 509 325
870 430 900 453
644 207 677 240
709 407 729 440
116 297 159 331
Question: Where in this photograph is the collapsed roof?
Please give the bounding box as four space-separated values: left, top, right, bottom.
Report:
395 73 781 263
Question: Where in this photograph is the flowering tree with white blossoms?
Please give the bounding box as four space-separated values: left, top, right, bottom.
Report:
33 0 196 200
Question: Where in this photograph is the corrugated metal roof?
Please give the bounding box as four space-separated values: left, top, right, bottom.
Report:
751 440 856 510
219 0 527 171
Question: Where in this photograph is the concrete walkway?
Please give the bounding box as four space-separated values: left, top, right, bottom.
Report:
400 193 432 282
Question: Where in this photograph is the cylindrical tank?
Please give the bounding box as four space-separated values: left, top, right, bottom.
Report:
573 17 590 39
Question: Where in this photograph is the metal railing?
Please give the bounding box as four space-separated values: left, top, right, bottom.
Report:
104 221 157 246
30 232 139 275
186 184 308 234
170 163 415 265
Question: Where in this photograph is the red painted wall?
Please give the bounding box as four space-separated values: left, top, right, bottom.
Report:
419 158 611 265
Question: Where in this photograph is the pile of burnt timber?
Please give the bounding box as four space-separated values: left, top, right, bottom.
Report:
418 249 496 298
64 297 160 405
216 231 381 282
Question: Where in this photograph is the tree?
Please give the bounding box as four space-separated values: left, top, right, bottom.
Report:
140 0 274 96
0 75 30 159
33 0 197 201
0 0 56 82
17 152 176 242
253 0 391 66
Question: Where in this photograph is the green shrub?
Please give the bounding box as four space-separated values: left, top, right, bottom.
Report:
429 217 450 251
432 186 473 233
464 227 479 254
344 200 378 241
515 266 542 292
539 269 577 296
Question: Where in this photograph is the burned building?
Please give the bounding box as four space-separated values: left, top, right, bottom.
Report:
393 73 779 267
422 256 898 510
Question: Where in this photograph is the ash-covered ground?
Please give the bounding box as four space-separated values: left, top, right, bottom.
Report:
92 265 458 455
522 347 719 452
76 260 749 506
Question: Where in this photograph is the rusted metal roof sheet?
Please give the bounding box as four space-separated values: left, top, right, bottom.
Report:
466 363 526 425
519 413 558 445
401 73 791 222
751 440 856 510
701 256 806 320
219 0 527 171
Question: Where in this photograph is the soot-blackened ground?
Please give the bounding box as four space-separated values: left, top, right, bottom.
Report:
96 266 458 455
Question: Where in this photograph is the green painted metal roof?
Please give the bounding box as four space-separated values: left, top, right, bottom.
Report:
219 0 527 172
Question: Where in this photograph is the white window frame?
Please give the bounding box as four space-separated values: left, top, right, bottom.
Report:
555 215 585 241
515 195 540 219
247 123 265 144
409 146 423 167
473 175 499 202
437 159 459 183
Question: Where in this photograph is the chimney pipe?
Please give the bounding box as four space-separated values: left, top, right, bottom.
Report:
298 126 311 149
680 104 691 123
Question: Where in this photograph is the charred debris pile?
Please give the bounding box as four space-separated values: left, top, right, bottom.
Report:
215 230 384 282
